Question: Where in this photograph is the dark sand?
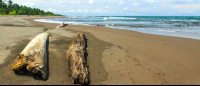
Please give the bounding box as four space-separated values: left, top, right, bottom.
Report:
0 16 200 85
0 16 112 85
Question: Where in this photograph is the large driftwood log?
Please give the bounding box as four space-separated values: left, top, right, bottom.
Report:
12 32 49 80
66 33 89 84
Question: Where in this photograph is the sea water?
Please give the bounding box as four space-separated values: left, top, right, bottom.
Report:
34 16 200 40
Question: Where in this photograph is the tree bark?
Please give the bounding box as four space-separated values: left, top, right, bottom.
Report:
12 32 49 80
66 33 89 84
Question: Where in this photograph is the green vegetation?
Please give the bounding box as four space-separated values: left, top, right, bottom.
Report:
0 0 62 16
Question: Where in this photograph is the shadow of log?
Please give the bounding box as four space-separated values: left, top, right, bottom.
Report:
45 35 49 81
83 38 90 85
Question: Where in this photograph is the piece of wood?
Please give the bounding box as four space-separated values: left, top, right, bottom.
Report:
55 22 68 28
12 32 49 80
66 33 89 84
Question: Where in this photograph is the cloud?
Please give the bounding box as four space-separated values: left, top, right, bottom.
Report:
76 9 82 13
111 11 116 13
132 2 140 6
58 0 63 3
145 0 155 3
172 0 195 4
92 9 103 13
118 0 124 5
123 7 127 10
104 10 109 12
90 9 109 13
70 1 75 4
69 1 81 4
84 9 88 12
171 4 200 9
187 10 194 13
92 10 96 12
88 0 94 4
65 10 75 13
13 0 42 4
12 0 200 16
45 8 56 12
119 11 123 13
21 1 35 7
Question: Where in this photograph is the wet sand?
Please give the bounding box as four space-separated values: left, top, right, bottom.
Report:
0 15 200 85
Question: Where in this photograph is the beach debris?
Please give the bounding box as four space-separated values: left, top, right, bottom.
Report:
66 32 89 85
55 21 68 28
12 32 49 80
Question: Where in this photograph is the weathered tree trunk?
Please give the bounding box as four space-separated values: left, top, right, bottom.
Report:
66 33 89 84
12 32 49 80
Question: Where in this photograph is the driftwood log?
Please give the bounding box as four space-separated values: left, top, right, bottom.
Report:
12 32 49 80
66 33 89 84
55 22 67 28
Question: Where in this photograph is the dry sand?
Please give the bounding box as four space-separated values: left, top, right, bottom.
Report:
0 15 200 85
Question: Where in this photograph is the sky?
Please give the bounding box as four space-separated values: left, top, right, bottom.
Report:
11 0 200 16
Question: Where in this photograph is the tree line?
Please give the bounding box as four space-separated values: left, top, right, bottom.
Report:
0 0 62 16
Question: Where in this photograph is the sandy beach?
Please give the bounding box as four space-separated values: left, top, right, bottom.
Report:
0 15 200 85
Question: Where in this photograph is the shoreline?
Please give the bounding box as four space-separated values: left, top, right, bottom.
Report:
0 16 200 85
33 17 200 41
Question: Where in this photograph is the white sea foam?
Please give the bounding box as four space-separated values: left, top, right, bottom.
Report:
34 19 63 24
34 19 86 25
170 20 184 21
106 17 137 20
103 17 107 20
190 20 199 21
170 19 199 22
157 29 176 32
34 16 200 40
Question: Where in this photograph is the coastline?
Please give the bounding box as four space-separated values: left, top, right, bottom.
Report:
33 16 200 40
0 16 200 85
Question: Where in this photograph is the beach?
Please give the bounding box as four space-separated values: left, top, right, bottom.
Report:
0 15 200 85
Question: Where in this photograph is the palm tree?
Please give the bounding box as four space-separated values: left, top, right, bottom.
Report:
7 0 13 14
1 0 7 14
8 0 12 7
0 0 2 7
0 0 62 16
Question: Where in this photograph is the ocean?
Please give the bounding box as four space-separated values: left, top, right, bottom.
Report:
34 16 200 40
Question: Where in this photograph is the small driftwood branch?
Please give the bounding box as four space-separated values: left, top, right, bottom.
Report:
12 32 49 80
66 33 89 84
55 22 68 28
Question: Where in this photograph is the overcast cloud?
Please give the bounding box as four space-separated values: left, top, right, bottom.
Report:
12 0 200 16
